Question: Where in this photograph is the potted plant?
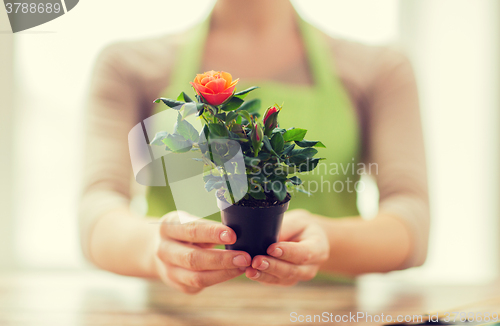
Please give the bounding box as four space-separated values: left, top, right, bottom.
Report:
151 71 324 257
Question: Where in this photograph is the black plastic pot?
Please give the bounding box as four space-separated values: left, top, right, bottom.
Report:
217 196 290 258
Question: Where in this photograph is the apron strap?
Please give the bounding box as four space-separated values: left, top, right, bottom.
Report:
298 18 341 93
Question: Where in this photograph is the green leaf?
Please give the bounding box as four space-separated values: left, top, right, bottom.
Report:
288 176 302 185
291 148 318 158
248 190 266 200
276 162 299 175
203 173 218 183
179 102 203 119
262 136 279 158
154 97 185 109
236 115 242 125
295 140 326 148
174 114 199 142
257 152 271 161
221 97 244 111
271 180 287 202
237 110 252 124
295 158 323 172
150 131 169 146
224 161 236 174
288 148 318 164
204 178 217 192
215 112 227 122
200 124 209 141
195 102 205 117
237 98 261 114
208 123 228 138
294 185 312 196
283 128 307 142
213 181 225 189
205 177 226 192
244 156 260 166
227 174 248 201
267 172 287 182
282 144 295 156
177 92 193 103
249 172 267 183
228 131 249 142
162 134 192 153
226 111 238 123
270 132 284 153
234 86 259 99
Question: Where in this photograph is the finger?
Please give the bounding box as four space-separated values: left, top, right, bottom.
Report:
251 255 316 281
251 255 299 279
267 226 329 265
160 211 236 245
245 267 296 286
267 240 328 265
158 240 251 271
168 264 245 290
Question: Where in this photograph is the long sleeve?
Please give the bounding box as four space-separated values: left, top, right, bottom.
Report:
78 35 178 261
79 43 141 261
367 49 430 268
328 38 430 269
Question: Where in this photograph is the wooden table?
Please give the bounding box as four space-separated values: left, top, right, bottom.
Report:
0 270 499 325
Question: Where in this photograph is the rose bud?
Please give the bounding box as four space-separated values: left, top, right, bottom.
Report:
251 123 264 156
190 71 239 106
230 124 246 137
263 105 280 136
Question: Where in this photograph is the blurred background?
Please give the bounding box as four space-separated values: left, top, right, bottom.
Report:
0 0 498 284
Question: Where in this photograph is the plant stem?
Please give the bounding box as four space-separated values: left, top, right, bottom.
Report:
220 164 235 204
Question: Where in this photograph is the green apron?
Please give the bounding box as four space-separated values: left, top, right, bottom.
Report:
146 17 361 221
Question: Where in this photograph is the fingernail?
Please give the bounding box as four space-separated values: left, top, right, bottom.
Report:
270 247 283 258
257 260 269 271
250 271 261 279
238 267 247 272
220 231 231 243
233 255 248 267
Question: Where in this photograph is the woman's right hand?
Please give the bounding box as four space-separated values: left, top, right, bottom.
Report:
153 211 251 294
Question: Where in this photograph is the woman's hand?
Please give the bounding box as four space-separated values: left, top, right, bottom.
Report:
245 209 329 286
153 211 251 294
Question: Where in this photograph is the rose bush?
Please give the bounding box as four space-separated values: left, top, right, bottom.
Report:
151 71 325 205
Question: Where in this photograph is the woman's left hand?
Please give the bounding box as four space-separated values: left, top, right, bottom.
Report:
245 209 330 286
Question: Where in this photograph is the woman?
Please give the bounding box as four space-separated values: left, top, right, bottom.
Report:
80 0 429 294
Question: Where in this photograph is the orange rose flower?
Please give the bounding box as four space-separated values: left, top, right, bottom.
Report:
190 70 239 106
